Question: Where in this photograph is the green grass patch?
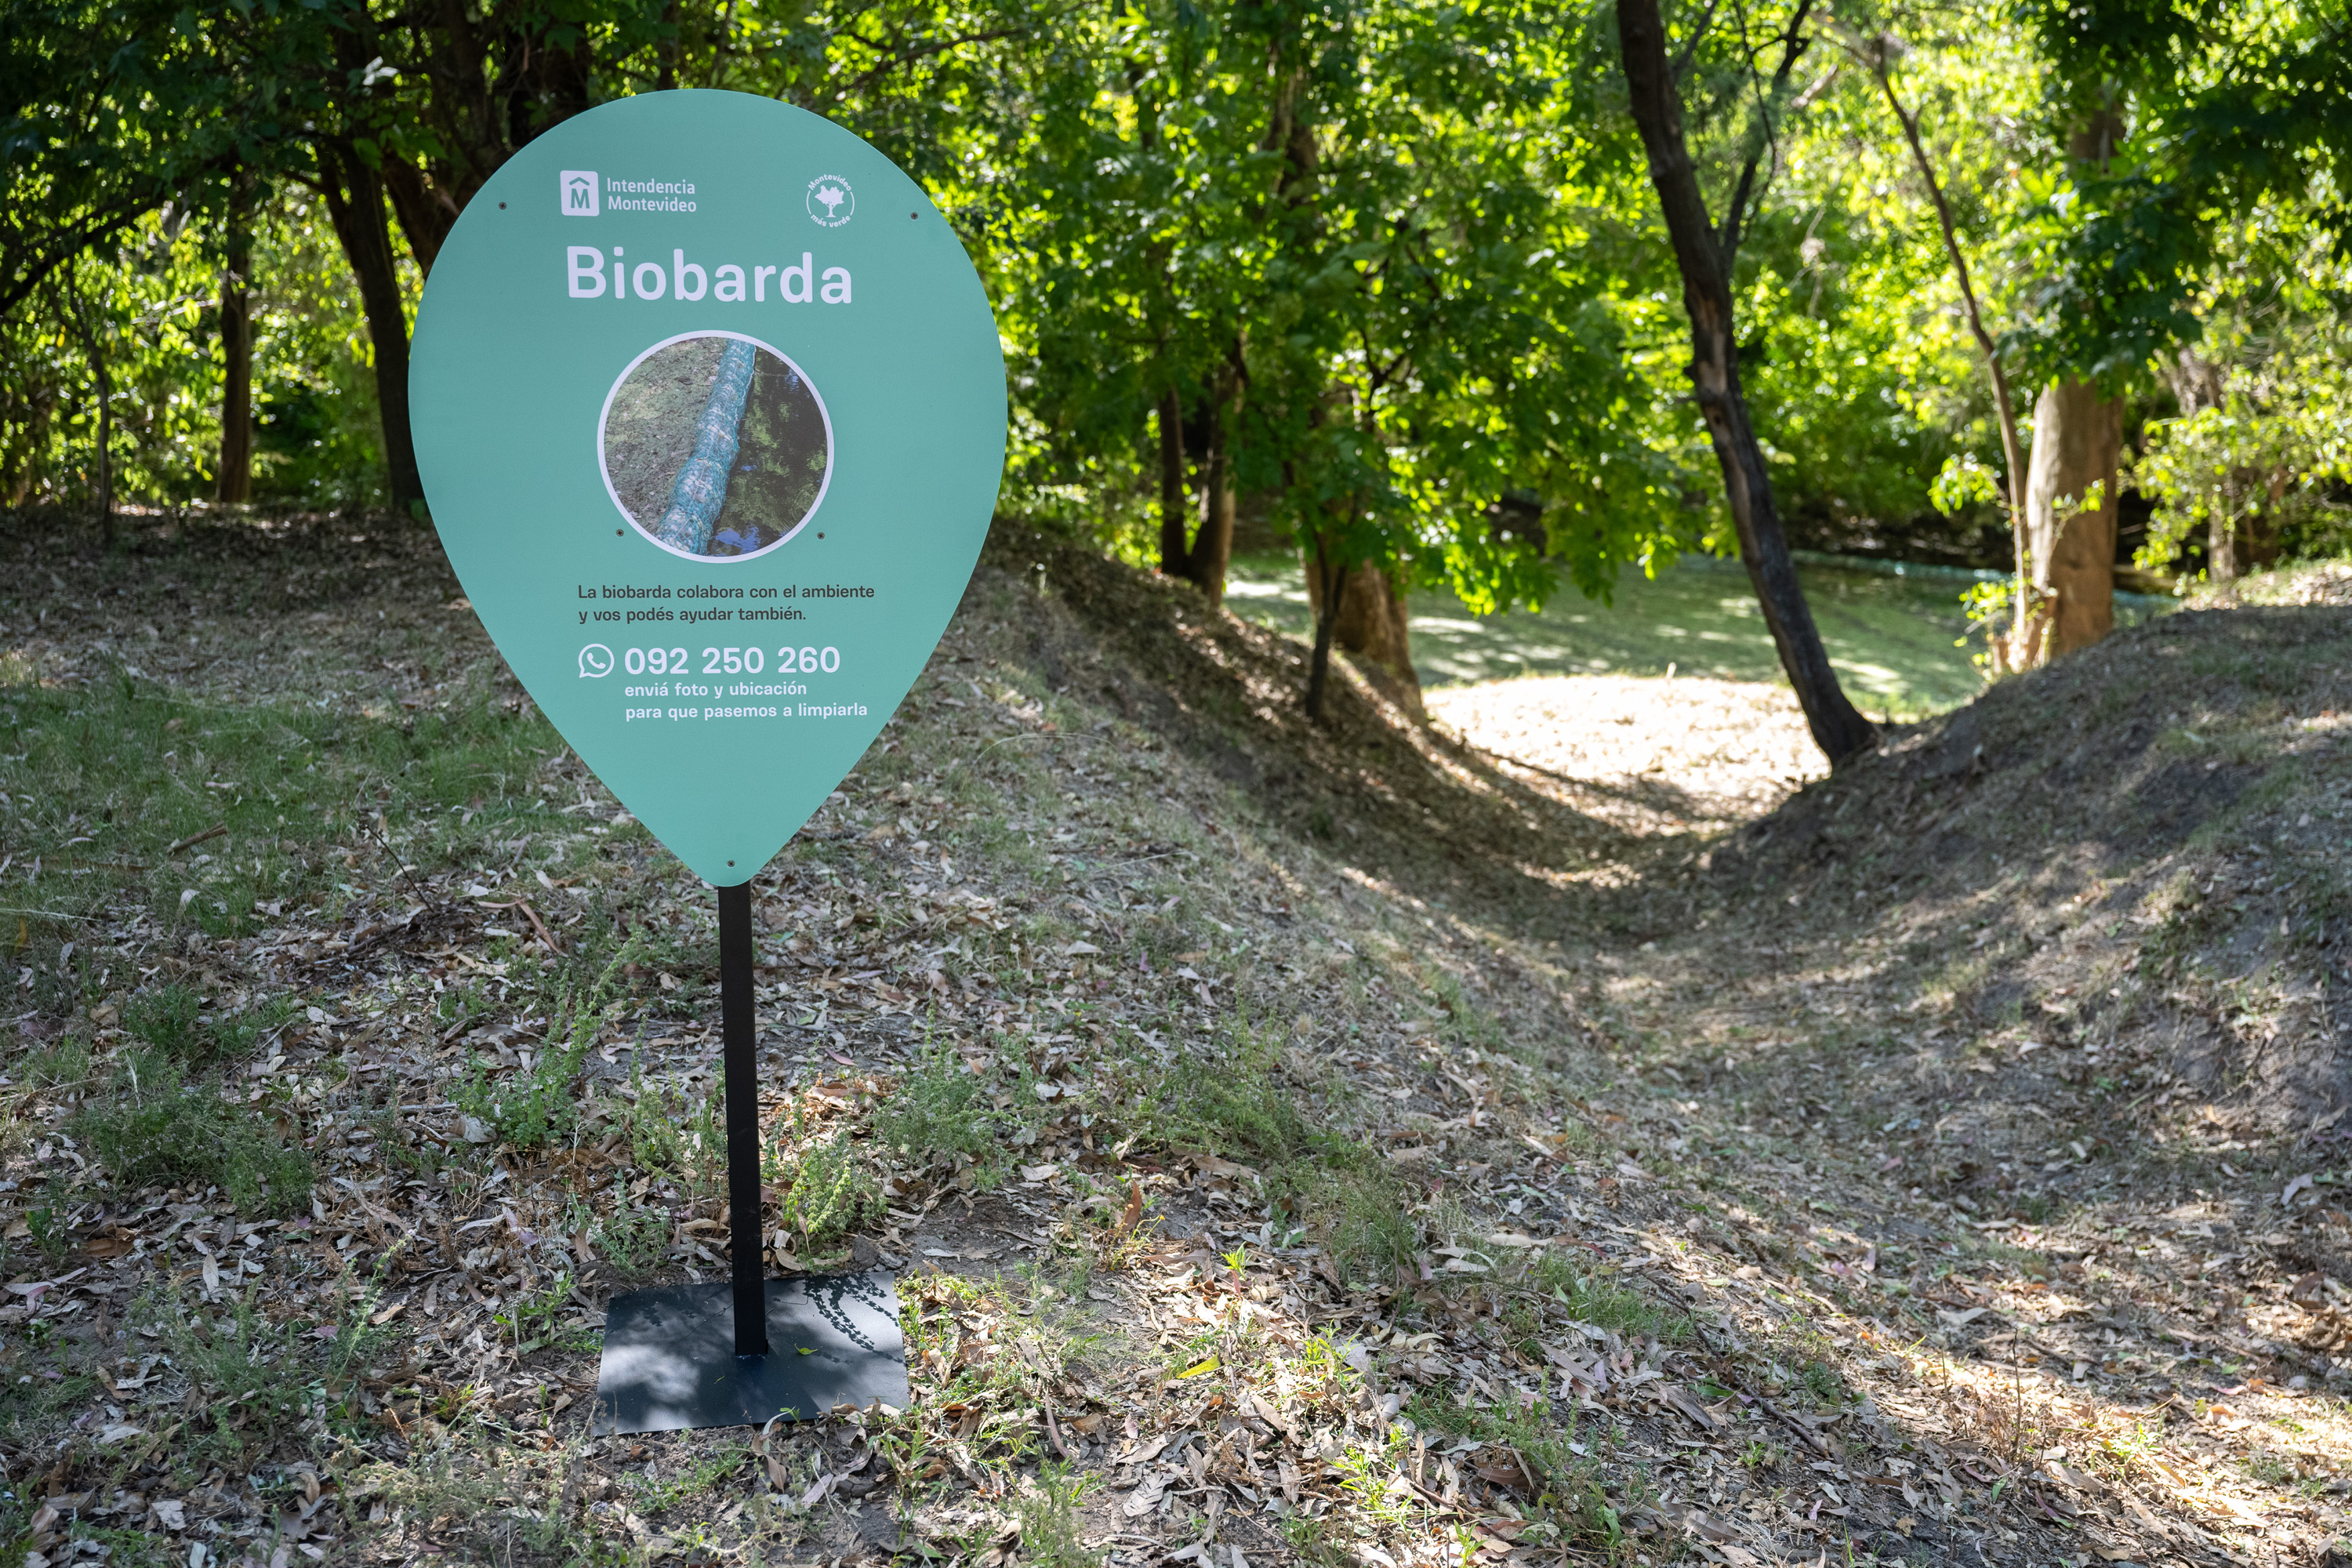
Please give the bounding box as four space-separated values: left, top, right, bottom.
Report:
0 663 569 941
74 1050 313 1214
1529 1253 1691 1343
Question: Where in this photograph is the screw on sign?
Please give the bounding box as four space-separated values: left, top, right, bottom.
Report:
410 89 1003 1432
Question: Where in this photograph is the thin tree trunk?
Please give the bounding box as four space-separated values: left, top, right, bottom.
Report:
93 343 113 544
320 143 425 510
1182 367 1237 608
1156 387 1191 579
381 162 456 277
1864 52 2031 661
1305 536 1348 721
2208 506 2238 583
53 276 114 543
216 174 254 504
1617 0 1874 764
655 0 682 91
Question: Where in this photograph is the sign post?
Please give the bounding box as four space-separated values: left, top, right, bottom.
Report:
411 89 1005 1432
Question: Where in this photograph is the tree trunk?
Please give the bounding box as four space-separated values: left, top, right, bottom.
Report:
1156 387 1191 579
93 342 113 544
53 275 114 543
2013 111 2129 652
1305 539 1347 721
2024 378 2120 654
216 176 253 504
1181 373 1236 608
320 143 426 511
381 162 457 277
1303 550 1421 717
1617 0 1874 765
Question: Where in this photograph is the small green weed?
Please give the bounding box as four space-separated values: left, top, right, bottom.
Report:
19 1036 90 1090
769 1120 880 1256
630 1441 753 1514
143 1288 360 1463
1279 1512 1359 1568
593 1206 671 1277
1334 1444 1415 1527
1406 1391 1588 1503
454 935 640 1152
74 1051 312 1214
122 985 292 1063
1323 1171 1417 1283
493 1269 583 1352
122 984 204 1058
454 1036 587 1152
24 1202 71 1265
1010 1461 1100 1568
610 1069 726 1195
873 1042 1009 1180
1530 1254 1690 1343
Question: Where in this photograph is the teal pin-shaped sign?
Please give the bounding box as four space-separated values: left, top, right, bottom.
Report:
412 90 1006 884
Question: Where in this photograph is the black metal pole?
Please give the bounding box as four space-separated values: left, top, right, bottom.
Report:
718 881 770 1357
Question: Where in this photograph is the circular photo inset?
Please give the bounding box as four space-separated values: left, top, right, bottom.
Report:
598 332 833 560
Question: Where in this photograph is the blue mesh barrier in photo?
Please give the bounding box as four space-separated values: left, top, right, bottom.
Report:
652 339 759 554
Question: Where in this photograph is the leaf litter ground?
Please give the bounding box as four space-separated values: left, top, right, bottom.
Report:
0 509 2347 1568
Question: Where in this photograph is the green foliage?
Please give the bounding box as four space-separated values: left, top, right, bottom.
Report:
453 1036 587 1154
1931 454 2005 519
8 0 2350 615
452 931 640 1152
123 984 291 1063
492 1269 584 1352
19 1036 90 1091
2134 267 2352 575
592 1205 671 1278
74 1049 311 1214
140 1287 381 1462
122 984 202 1058
23 1201 71 1265
2006 0 2352 389
1326 1171 1419 1284
1007 1462 1101 1568
1529 1252 1690 1344
872 1042 1007 1173
609 1065 726 1197
1405 1390 1594 1513
769 1120 880 1255
1134 1049 1320 1168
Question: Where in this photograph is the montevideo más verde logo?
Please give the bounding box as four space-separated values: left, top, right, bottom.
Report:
806 175 853 228
561 170 599 216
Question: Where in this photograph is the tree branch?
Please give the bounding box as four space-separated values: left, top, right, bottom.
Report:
1717 0 1815 265
1858 35 2032 641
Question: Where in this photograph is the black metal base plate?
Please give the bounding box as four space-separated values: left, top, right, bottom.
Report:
593 1272 907 1436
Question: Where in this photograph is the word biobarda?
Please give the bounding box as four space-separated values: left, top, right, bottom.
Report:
568 248 851 304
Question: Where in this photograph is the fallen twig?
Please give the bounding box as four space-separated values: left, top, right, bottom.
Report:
165 822 227 855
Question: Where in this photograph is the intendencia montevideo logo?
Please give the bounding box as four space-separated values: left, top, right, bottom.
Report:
559 169 700 216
